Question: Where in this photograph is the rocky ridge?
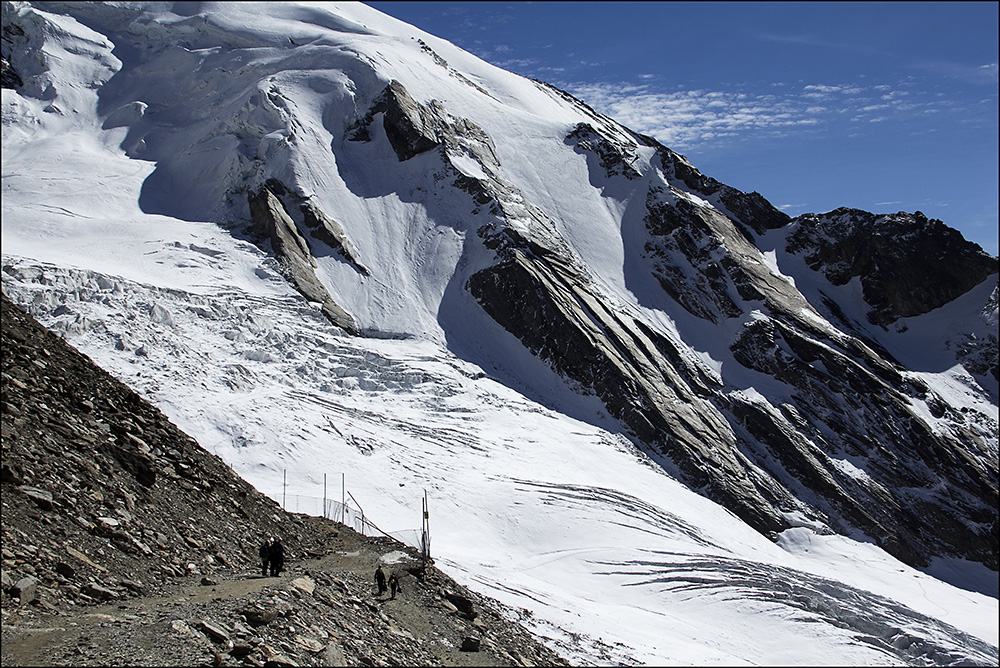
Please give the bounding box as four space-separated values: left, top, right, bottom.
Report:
787 208 998 328
0 291 569 667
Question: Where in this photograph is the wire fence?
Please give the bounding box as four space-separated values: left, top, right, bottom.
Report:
277 471 429 560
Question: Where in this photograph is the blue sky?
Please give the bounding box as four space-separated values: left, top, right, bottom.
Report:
367 2 998 256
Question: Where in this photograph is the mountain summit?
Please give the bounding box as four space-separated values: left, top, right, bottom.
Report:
2 2 997 664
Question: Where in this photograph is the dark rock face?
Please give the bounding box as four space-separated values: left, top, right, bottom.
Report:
248 183 358 334
261 178 370 277
566 122 643 181
349 79 500 174
461 148 792 537
642 185 747 321
449 93 997 573
299 199 370 277
787 208 999 326
653 144 791 236
1 4 28 90
378 80 439 161
1 55 22 89
467 247 791 537
729 316 998 570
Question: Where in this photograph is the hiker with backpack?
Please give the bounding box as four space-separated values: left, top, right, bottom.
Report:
388 571 401 599
268 537 285 577
259 538 270 577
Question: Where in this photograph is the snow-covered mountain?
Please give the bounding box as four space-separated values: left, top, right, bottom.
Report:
2 2 997 665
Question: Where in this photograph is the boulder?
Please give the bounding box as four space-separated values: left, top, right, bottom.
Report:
229 643 253 658
243 607 279 627
81 582 118 601
55 562 76 578
289 577 315 596
11 576 38 605
198 619 231 643
18 486 54 511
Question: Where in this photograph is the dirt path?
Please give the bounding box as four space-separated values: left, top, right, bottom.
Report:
2 532 555 667
3 564 293 666
1 293 566 667
3 544 362 666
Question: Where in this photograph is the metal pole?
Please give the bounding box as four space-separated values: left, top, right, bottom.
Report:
422 489 430 565
323 473 327 520
341 472 345 524
282 469 286 510
347 491 366 535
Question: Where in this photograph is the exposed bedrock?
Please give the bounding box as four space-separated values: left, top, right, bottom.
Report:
731 316 998 569
466 118 996 570
468 231 790 537
788 208 998 327
248 185 358 334
348 79 500 170
343 78 997 571
263 179 369 277
652 142 791 237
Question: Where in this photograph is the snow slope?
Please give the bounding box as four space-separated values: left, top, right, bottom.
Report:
2 2 997 665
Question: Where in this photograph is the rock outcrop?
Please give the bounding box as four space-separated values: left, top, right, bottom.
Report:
248 183 358 334
787 208 999 326
348 79 501 176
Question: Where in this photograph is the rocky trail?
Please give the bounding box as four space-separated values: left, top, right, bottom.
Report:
4 528 555 667
1 291 568 667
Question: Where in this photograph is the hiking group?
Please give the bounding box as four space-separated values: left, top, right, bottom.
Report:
259 537 285 577
374 564 401 599
256 538 400 600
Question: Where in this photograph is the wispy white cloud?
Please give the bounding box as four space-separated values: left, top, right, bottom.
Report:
563 84 822 149
911 60 999 86
560 79 981 152
802 84 862 97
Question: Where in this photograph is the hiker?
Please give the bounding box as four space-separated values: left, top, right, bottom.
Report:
259 538 270 577
375 564 387 596
269 537 285 577
388 571 401 599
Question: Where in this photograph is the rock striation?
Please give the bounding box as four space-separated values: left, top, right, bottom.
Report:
248 182 359 334
447 86 998 571
335 72 1000 573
